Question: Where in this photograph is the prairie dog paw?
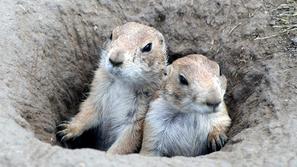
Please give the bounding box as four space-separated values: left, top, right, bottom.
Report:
107 144 132 155
106 148 120 155
208 131 228 152
57 121 83 141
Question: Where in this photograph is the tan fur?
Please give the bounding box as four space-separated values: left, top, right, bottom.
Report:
58 22 167 154
140 54 231 156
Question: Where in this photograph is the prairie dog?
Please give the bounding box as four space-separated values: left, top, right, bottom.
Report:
58 22 167 154
140 54 231 157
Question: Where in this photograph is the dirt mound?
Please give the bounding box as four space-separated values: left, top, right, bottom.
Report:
0 0 296 166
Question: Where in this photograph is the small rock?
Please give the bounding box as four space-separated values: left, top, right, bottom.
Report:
290 37 297 45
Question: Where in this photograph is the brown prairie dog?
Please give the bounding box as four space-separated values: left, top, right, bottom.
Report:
140 54 231 157
58 22 167 154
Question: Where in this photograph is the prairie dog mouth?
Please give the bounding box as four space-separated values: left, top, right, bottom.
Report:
105 63 122 76
179 102 219 114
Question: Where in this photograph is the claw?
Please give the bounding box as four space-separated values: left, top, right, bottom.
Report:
208 132 228 152
57 122 69 129
219 133 228 146
211 138 217 151
56 121 72 142
58 121 66 125
62 120 70 124
56 130 66 136
215 136 223 149
60 131 74 141
61 135 68 142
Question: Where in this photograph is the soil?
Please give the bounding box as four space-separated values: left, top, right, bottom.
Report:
0 0 296 166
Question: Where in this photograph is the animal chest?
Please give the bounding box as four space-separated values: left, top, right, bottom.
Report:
96 81 137 150
153 112 211 156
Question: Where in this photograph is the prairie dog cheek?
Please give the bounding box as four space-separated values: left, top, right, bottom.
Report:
213 77 224 99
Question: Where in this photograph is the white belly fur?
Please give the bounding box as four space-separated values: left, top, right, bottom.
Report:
146 98 212 156
90 70 137 150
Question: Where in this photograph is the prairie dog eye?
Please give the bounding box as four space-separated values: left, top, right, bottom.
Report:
109 33 113 40
141 43 152 52
179 74 188 86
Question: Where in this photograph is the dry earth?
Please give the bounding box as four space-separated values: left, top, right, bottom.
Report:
0 0 296 166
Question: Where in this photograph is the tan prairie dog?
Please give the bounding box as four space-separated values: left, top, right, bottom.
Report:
140 54 231 157
58 22 167 154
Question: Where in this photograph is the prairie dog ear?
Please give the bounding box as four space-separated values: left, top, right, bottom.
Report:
220 75 227 90
156 31 167 56
164 65 173 77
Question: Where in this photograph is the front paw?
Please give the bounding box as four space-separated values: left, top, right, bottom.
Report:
207 131 228 152
107 144 132 155
106 147 121 155
57 121 83 141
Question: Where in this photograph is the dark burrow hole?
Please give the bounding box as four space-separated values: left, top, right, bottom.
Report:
54 49 264 156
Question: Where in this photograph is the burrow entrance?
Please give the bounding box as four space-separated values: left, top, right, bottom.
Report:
53 49 266 152
14 0 295 157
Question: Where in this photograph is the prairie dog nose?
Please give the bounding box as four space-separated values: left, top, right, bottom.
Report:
205 89 222 109
109 50 124 67
109 58 123 67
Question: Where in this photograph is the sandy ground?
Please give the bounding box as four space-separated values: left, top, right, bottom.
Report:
0 0 296 166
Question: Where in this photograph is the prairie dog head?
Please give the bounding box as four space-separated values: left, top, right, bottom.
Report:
101 22 167 88
162 54 227 113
